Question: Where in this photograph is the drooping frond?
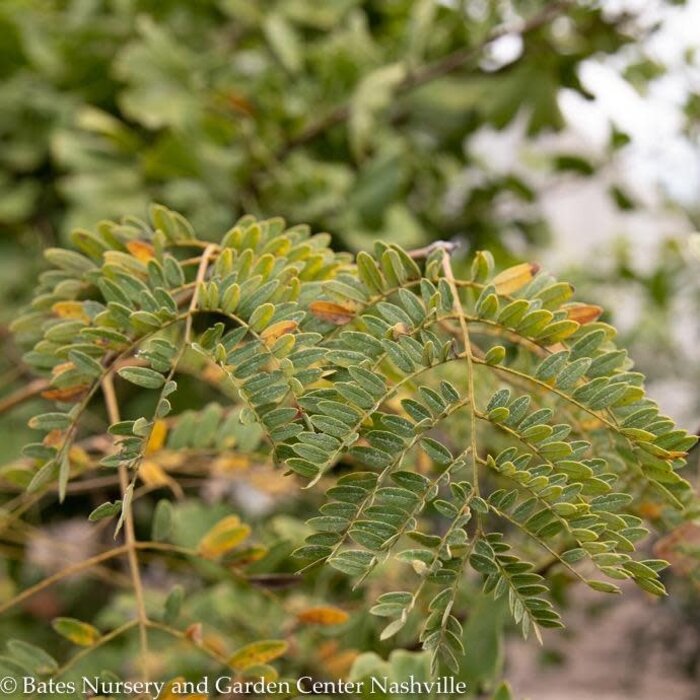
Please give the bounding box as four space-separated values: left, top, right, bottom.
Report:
281 242 697 671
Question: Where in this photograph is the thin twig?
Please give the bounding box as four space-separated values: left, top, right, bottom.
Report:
0 378 49 415
407 240 460 260
47 621 139 684
146 619 230 666
103 373 152 681
0 545 129 616
185 244 218 340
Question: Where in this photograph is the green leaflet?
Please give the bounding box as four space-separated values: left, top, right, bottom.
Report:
117 366 165 389
88 500 122 522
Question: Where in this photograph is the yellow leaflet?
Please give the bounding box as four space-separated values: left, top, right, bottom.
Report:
309 300 355 325
297 605 349 626
260 320 298 345
126 240 156 262
160 677 207 700
52 301 89 322
564 303 603 324
491 262 539 295
146 420 168 455
197 515 251 558
139 460 183 498
41 385 89 402
140 460 171 487
212 455 249 474
228 639 288 671
52 617 101 646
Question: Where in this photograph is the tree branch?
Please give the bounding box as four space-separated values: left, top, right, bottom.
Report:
279 0 575 154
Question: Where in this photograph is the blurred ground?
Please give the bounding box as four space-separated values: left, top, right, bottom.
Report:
506 584 700 700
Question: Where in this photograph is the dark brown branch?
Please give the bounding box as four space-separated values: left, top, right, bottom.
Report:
279 0 575 155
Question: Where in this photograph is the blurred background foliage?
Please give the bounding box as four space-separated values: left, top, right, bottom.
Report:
0 0 681 246
1 0 700 697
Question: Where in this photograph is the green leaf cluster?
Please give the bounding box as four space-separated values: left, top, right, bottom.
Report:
12 204 698 677
0 0 654 257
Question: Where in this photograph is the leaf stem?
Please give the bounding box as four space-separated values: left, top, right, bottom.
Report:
145 619 230 666
441 252 480 496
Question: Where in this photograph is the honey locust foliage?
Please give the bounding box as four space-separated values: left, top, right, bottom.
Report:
11 205 698 678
